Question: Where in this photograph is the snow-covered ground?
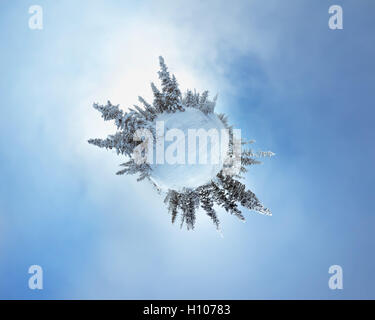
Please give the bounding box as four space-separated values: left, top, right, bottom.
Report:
150 108 226 191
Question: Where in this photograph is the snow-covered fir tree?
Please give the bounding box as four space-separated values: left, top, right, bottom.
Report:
89 56 274 230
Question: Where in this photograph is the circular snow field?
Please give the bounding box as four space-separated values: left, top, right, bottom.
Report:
150 108 226 191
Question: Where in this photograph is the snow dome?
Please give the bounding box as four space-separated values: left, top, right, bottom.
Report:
149 108 226 191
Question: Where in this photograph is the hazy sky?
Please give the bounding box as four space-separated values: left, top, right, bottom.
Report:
0 0 374 299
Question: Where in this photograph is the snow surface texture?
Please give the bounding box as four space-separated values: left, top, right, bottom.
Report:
150 108 226 191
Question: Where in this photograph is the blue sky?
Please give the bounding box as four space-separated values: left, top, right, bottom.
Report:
0 0 374 299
